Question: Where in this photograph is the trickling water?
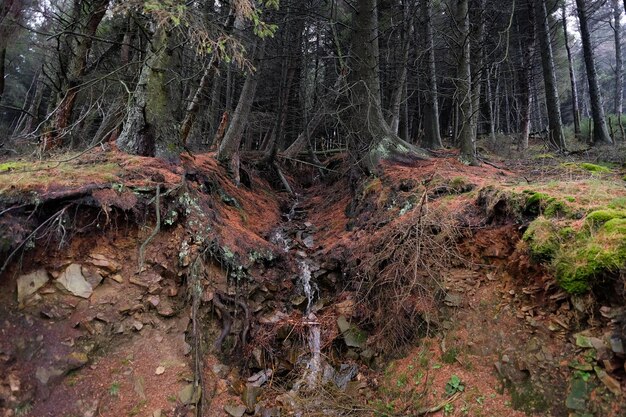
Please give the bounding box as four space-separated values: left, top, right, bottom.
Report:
270 229 290 253
297 259 316 314
286 194 300 222
305 313 321 389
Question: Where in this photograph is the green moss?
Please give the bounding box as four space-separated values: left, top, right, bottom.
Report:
579 163 611 173
544 200 571 218
553 220 626 295
565 196 576 203
585 209 626 226
523 217 560 261
0 161 29 172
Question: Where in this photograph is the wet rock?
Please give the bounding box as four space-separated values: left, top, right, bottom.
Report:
224 404 246 417
56 264 93 298
337 316 367 349
17 269 49 303
242 383 261 412
322 363 358 390
302 235 315 249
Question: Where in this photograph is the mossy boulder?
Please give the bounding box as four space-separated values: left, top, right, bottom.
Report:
523 217 561 262
585 209 626 226
553 219 626 295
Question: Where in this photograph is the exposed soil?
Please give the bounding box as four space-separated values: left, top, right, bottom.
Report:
0 146 625 417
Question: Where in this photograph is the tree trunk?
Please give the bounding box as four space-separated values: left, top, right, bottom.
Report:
180 60 216 146
613 0 623 116
575 0 613 144
0 46 5 103
470 0 486 142
457 0 476 164
117 26 179 158
387 3 411 135
562 3 581 135
517 0 536 150
217 40 266 183
420 0 443 149
535 0 566 150
346 0 428 172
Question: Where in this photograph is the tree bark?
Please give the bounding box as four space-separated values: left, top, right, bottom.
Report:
470 0 486 142
562 3 581 135
535 0 566 150
346 0 428 172
217 40 266 183
420 0 443 149
575 0 613 144
457 0 477 164
613 0 623 116
517 0 536 150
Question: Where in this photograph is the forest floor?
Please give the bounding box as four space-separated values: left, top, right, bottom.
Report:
0 139 625 417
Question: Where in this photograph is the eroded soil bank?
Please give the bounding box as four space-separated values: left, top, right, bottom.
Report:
1 148 625 417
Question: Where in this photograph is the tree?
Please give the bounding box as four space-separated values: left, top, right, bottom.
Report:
562 2 581 136
612 0 623 118
535 0 566 150
575 0 613 144
420 0 443 149
456 0 476 164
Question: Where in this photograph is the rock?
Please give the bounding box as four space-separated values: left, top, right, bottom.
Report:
129 272 162 289
134 376 146 400
110 274 124 283
595 367 622 396
88 253 120 273
147 295 160 308
609 336 624 355
81 266 103 289
565 378 589 411
574 332 603 349
152 410 162 417
56 264 93 298
178 383 201 405
247 369 272 387
224 404 246 417
212 364 230 378
155 366 165 375
444 292 463 307
156 300 175 317
17 269 49 303
36 366 65 385
302 235 315 249
242 384 262 413
258 310 288 325
76 398 99 417
336 298 355 316
337 316 367 349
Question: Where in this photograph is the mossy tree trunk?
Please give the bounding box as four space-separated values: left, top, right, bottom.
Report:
117 25 179 159
347 0 428 173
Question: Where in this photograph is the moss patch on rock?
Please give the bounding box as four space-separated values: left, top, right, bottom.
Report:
523 217 562 262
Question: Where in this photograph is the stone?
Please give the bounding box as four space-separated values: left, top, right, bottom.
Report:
609 336 624 355
242 384 262 412
88 253 120 273
224 404 246 417
134 376 146 400
76 398 99 417
110 274 123 283
147 295 160 308
337 316 367 349
81 266 103 289
155 366 165 375
152 410 162 417
565 378 589 411
56 264 93 298
595 367 622 396
156 300 175 317
8 374 20 392
178 383 201 405
17 269 49 303
302 235 315 249
444 292 463 307
336 298 355 316
36 366 64 385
